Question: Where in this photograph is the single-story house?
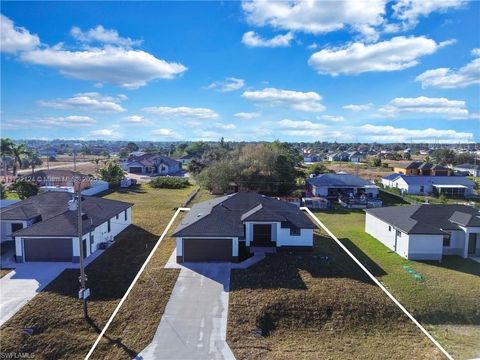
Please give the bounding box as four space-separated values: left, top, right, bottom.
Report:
176 154 193 165
392 161 451 176
172 192 315 263
453 163 480 177
327 151 363 163
122 153 181 175
307 173 379 198
381 174 474 197
19 169 91 191
0 192 132 262
365 204 480 260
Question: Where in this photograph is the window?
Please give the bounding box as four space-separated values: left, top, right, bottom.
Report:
388 226 392 232
116 214 119 220
108 220 111 232
420 185 424 193
396 230 402 238
124 209 127 221
443 233 451 247
290 227 301 236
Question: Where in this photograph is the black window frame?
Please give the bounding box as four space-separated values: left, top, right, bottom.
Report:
290 227 301 236
443 233 451 247
124 209 127 221
108 219 111 233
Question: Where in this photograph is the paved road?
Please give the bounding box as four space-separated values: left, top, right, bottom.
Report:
136 264 236 360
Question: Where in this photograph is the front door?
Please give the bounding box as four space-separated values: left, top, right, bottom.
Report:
468 233 477 255
253 224 273 246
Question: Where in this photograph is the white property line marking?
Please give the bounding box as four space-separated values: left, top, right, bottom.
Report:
85 207 190 360
300 207 453 360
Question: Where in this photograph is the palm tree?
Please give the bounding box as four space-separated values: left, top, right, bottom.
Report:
25 151 41 174
10 143 27 176
1 138 14 177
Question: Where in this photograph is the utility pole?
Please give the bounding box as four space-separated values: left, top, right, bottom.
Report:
73 150 77 171
77 178 88 319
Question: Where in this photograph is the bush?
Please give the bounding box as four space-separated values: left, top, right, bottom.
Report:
150 177 190 189
10 181 39 199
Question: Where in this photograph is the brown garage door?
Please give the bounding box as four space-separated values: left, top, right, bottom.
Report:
183 238 232 262
24 238 73 262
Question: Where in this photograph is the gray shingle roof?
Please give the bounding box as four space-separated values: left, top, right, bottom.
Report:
173 192 314 238
1 192 133 237
126 154 180 168
307 173 373 187
366 204 480 234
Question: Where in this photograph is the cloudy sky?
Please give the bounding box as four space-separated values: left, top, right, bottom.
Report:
1 1 479 143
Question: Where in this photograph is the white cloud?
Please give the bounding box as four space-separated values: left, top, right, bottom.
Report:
275 119 348 139
379 96 469 118
308 36 453 75
242 87 325 112
359 124 473 143
38 92 127 112
318 115 345 122
151 128 181 139
343 103 373 111
234 112 260 119
415 58 480 89
121 115 153 125
3 115 96 129
242 0 387 41
213 123 236 130
472 48 480 57
70 25 142 47
207 77 245 92
1 14 40 54
242 31 293 48
142 106 219 119
21 46 187 89
392 0 465 28
194 129 223 141
89 129 120 138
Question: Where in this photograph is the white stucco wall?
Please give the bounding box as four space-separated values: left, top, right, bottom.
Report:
365 214 409 258
407 234 443 261
276 226 313 247
442 230 465 256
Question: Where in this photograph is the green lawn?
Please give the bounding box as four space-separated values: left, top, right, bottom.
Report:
0 184 200 359
313 210 480 360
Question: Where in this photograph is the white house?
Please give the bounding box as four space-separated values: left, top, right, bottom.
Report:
365 205 480 261
122 153 181 175
0 192 132 262
381 174 474 198
307 173 379 198
453 164 480 177
172 192 314 263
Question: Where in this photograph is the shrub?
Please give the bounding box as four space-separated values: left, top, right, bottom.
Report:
150 176 190 189
9 180 39 199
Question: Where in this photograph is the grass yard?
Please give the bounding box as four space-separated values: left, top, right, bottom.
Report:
228 233 444 360
314 210 480 360
0 184 201 359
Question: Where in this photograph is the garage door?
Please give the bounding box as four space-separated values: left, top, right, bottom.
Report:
183 238 232 262
129 167 143 174
24 238 73 262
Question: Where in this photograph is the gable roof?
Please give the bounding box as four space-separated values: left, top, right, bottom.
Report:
173 192 314 238
307 173 373 188
394 161 449 171
1 192 133 237
366 204 480 234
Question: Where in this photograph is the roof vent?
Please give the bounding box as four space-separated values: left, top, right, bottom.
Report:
197 213 202 217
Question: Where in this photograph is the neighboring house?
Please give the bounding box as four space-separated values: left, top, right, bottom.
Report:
20 169 91 191
172 192 315 263
327 151 364 163
365 204 480 260
0 192 132 262
176 154 193 166
347 151 364 163
307 173 379 198
38 147 58 157
453 163 480 177
392 161 451 176
122 153 181 175
382 174 474 197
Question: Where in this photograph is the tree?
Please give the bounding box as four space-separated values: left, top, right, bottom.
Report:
1 138 14 177
92 158 102 172
125 142 139 153
24 151 42 174
369 157 382 167
431 149 455 165
10 181 39 199
98 161 125 187
307 163 328 176
0 183 6 199
403 152 412 160
10 143 28 176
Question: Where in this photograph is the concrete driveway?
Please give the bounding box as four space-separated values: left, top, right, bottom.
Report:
136 263 236 360
0 262 69 326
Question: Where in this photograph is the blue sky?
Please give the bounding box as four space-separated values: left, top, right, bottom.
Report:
1 1 479 143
